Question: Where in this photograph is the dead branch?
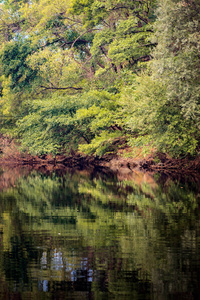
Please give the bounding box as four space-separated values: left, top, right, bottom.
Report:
39 85 83 91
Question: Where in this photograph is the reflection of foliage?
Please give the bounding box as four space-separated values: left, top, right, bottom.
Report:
0 170 199 298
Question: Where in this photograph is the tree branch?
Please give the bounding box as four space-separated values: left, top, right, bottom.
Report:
70 28 99 50
108 6 149 24
40 85 83 91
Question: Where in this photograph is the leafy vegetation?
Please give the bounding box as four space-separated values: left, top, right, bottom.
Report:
0 0 199 157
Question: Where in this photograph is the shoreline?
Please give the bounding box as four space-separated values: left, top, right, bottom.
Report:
0 135 199 178
0 151 199 176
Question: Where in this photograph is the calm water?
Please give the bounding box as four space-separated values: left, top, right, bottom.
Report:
0 167 199 300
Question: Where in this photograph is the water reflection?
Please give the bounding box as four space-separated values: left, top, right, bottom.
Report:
0 167 199 299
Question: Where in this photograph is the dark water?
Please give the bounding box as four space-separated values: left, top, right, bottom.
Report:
0 167 199 300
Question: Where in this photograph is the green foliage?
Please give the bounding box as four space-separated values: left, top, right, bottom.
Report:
121 74 200 156
70 0 156 69
117 0 200 157
152 0 200 130
79 131 123 156
16 94 84 154
0 0 199 158
16 90 125 155
107 22 153 67
0 39 38 91
75 90 125 155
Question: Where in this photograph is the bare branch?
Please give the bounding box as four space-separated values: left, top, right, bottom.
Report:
70 28 99 50
40 85 83 91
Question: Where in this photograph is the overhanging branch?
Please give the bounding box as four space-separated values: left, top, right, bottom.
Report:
40 85 83 91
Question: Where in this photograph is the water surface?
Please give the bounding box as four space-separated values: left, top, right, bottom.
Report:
0 167 199 299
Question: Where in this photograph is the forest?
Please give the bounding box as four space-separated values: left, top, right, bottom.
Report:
0 0 199 159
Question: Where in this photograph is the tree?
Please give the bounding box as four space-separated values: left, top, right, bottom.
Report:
152 0 200 130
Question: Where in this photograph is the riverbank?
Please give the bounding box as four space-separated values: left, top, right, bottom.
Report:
0 147 200 177
0 136 199 177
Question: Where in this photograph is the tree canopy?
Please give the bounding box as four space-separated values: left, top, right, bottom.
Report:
0 0 199 157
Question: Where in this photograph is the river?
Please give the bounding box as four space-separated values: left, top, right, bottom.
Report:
0 166 199 299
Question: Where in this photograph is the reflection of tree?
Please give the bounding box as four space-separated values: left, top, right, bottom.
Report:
0 169 199 298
